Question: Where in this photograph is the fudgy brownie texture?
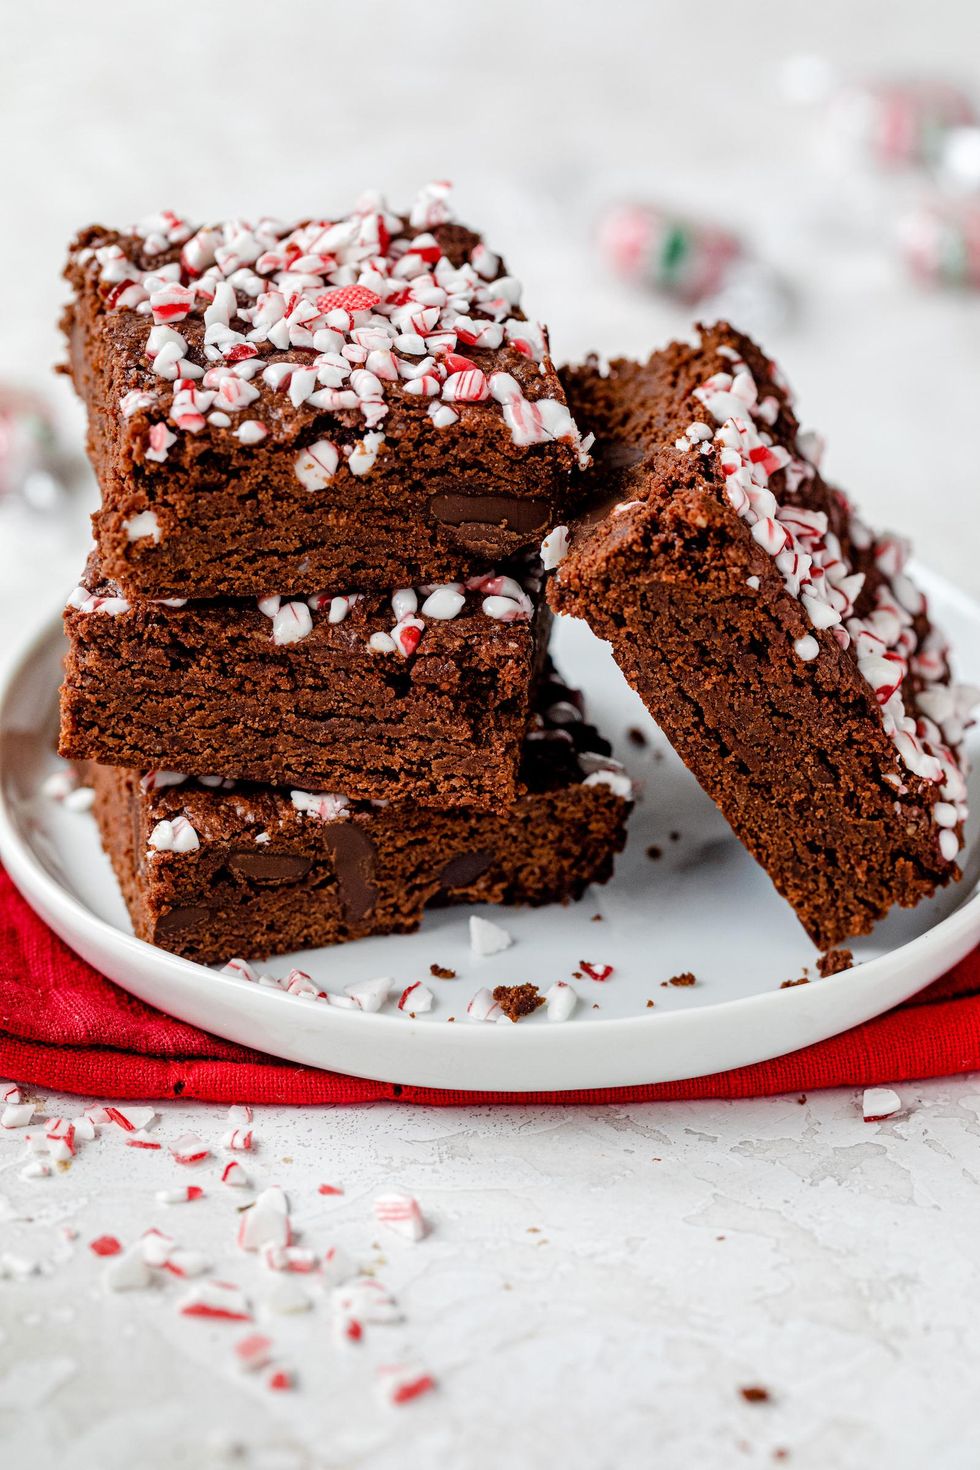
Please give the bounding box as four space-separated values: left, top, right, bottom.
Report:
61 184 587 600
61 557 550 809
84 677 632 963
553 323 975 948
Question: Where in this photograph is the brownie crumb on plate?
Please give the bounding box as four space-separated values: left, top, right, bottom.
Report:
817 947 854 977
662 972 697 988
429 964 457 980
492 984 545 1021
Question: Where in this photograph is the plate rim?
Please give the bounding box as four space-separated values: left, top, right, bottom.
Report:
1 581 978 1093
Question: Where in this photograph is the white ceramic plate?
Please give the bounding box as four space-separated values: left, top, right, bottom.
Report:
2 566 979 1093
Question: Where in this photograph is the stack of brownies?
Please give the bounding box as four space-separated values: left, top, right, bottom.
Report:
57 184 633 964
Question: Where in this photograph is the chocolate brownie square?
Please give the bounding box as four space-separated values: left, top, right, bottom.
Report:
61 183 588 599
84 674 632 963
60 555 551 809
551 323 975 947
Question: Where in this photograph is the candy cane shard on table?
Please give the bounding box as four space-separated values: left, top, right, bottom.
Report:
552 322 977 947
60 183 588 602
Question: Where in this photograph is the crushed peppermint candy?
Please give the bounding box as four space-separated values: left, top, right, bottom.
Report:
373 1194 426 1241
81 184 587 472
862 1087 903 1121
684 344 976 857
469 915 513 956
545 981 577 1022
148 816 199 854
397 981 434 1014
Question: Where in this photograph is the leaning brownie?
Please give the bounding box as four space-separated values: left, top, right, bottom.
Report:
83 676 632 963
61 183 587 599
61 557 549 809
552 323 975 947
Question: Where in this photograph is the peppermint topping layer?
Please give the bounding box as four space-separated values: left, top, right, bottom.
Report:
73 183 587 470
686 342 975 858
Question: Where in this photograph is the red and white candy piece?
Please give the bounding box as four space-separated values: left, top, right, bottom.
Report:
262 1276 312 1315
155 1185 204 1204
267 1369 295 1392
89 1235 123 1257
397 981 433 1014
333 1276 402 1326
343 975 393 1012
545 981 577 1023
169 1134 210 1165
220 959 256 982
377 1363 437 1407
373 1193 426 1242
0 1083 22 1105
148 817 200 854
104 1248 153 1292
294 440 339 490
238 1187 291 1252
271 601 313 646
862 1087 902 1122
348 430 384 476
125 1131 162 1150
105 1105 157 1133
221 1160 250 1189
234 1333 274 1372
262 1244 318 1274
579 961 614 983
179 1280 252 1321
222 1127 254 1152
540 525 570 570
2 1102 35 1129
465 988 503 1023
469 915 512 957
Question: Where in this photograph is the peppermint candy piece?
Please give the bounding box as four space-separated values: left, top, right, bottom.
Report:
125 510 161 543
104 1248 153 1293
221 1161 250 1189
465 987 503 1022
862 1087 902 1122
344 976 392 1012
540 525 569 570
420 585 465 620
148 816 199 854
105 1105 157 1133
238 1187 291 1252
348 431 385 476
545 981 577 1022
271 601 313 646
469 916 513 956
377 1364 437 1407
397 981 433 1014
234 1333 274 1372
373 1193 426 1242
179 1280 252 1321
170 1133 209 1165
290 789 349 821
294 440 339 490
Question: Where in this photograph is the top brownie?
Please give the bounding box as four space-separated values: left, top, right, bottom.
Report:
62 182 588 599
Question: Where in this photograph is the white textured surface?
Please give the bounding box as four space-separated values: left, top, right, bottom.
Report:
2 2 980 1465
2 1085 980 1469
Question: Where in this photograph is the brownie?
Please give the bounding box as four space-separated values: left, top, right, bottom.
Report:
61 185 588 600
552 323 975 947
60 556 550 809
83 678 633 963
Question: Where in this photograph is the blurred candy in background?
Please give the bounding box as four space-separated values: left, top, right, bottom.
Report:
0 385 75 512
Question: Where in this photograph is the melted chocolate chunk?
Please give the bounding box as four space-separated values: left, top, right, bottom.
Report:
437 850 494 890
156 905 210 934
323 820 377 920
429 493 550 535
227 851 312 884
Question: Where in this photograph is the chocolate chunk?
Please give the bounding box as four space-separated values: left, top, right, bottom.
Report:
437 850 494 890
323 821 377 921
227 851 312 884
156 905 210 934
429 493 550 535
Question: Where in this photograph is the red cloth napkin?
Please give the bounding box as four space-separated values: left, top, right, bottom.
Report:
1 868 979 1105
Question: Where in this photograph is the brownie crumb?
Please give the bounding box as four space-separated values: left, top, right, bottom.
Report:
646 844 663 860
646 999 655 1008
590 913 604 922
797 1094 807 1104
662 972 697 988
430 963 456 980
817 947 853 978
669 830 681 842
492 983 544 1021
780 976 809 989
626 726 648 747
739 1386 771 1404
